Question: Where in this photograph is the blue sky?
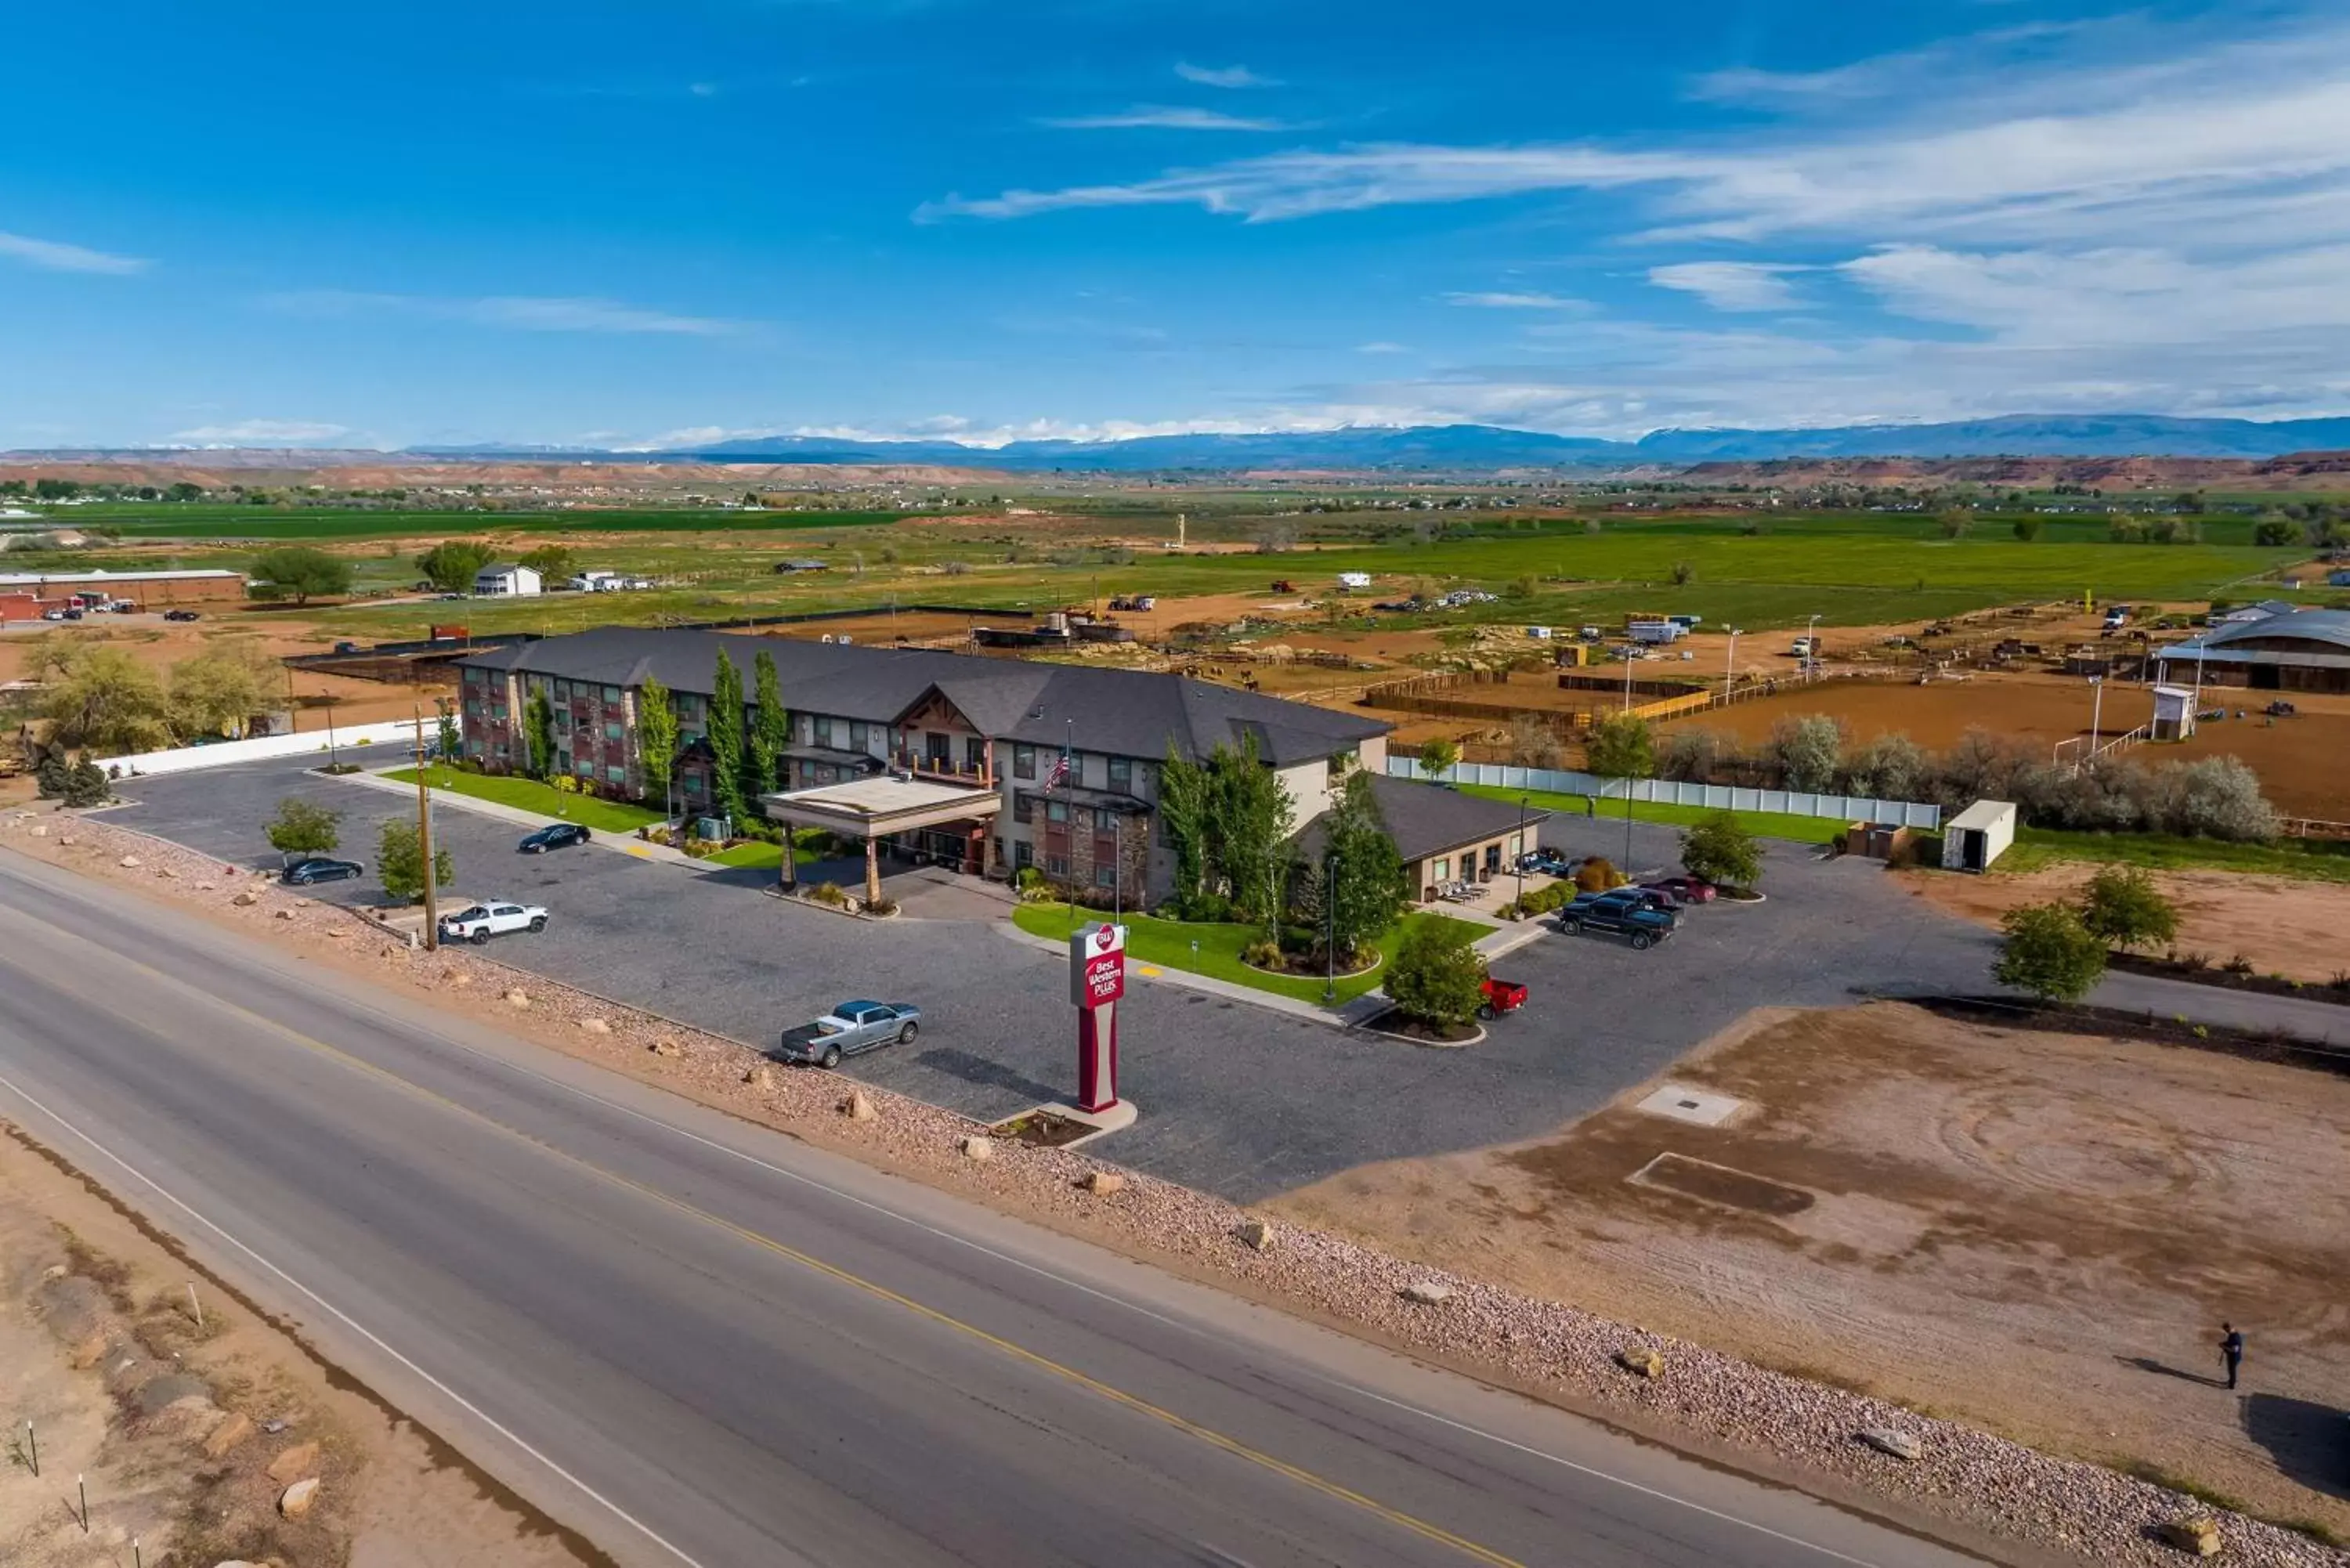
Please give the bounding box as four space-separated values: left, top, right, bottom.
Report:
7 0 2350 450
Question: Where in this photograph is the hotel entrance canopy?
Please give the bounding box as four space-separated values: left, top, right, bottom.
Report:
760 775 1001 899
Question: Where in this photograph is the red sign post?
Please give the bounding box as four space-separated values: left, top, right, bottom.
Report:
1068 923 1126 1112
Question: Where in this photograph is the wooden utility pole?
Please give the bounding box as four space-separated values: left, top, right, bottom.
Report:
411 707 439 951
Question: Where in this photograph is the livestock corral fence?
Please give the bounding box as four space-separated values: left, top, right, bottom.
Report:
1390 757 1944 831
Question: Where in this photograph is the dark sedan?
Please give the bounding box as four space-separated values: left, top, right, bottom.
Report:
281 856 363 885
519 822 592 853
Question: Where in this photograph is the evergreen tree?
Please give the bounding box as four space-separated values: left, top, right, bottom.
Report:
749 649 790 805
707 651 747 821
636 676 678 806
522 688 555 779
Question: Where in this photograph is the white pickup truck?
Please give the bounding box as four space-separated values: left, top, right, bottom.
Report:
439 901 548 945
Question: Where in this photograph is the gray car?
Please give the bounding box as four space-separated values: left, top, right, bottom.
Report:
777 999 922 1068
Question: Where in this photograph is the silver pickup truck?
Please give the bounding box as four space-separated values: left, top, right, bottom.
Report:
776 1000 922 1068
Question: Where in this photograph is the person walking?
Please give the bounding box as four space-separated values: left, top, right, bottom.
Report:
2218 1323 2245 1389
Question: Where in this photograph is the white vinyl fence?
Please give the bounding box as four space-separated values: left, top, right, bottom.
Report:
1388 757 1943 830
107 719 429 778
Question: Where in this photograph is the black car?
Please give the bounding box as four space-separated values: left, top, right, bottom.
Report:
282 856 363 885
519 822 591 853
162 609 201 622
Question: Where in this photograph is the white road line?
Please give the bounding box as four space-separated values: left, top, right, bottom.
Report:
0 1064 722 1568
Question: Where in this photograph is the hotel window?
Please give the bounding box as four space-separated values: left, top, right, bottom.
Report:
602 686 621 703
606 764 626 784
848 721 869 752
1046 800 1068 824
1045 853 1070 877
1094 863 1116 888
966 737 986 772
1433 857 1451 883
1014 745 1036 780
1106 756 1131 793
605 722 623 741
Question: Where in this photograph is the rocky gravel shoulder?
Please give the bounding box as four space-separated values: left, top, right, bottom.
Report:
7 807 2344 1568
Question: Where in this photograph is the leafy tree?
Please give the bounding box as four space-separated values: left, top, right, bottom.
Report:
1669 559 1695 585
1994 902 2108 1004
707 650 747 821
378 818 454 905
1319 771 1408 962
522 688 555 779
33 746 71 799
247 546 352 605
1415 736 1459 780
2077 865 2179 952
265 797 342 858
1386 919 1486 1027
61 757 112 807
414 540 494 592
518 544 576 580
1936 510 1971 539
1583 711 1653 865
2011 516 2044 541
1679 810 1762 890
1157 742 1209 907
34 477 81 500
2251 518 2294 547
41 645 173 754
748 649 790 804
434 702 461 761
168 642 273 739
165 481 205 502
1216 733 1295 934
635 676 678 806
1766 714 1843 792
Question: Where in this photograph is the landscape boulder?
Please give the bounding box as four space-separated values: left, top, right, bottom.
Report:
1399 1281 1457 1306
1235 1218 1277 1252
202 1411 256 1458
743 1064 778 1089
2160 1518 2223 1557
841 1089 877 1122
1617 1348 1665 1379
579 1017 611 1035
278 1476 322 1518
649 1037 684 1058
1079 1170 1125 1195
503 989 531 1009
233 891 260 907
960 1135 995 1162
118 855 142 869
267 1440 322 1484
1858 1426 1923 1462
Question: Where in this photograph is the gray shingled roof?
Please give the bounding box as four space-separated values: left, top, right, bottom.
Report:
458 625 1389 765
1295 774 1549 864
2158 608 2350 662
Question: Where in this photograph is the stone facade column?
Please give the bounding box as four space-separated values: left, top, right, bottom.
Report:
864 836 881 904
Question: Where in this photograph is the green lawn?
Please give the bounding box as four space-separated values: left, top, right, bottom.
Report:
1010 902 1485 1006
1457 783 1846 845
385 766 667 833
702 833 826 869
2001 826 2350 883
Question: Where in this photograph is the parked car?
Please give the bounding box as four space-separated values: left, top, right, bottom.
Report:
519 822 591 854
439 901 548 944
162 609 201 622
280 856 363 886
1557 892 1676 948
1477 977 1528 1021
776 999 922 1068
1645 875 1717 905
1515 847 1575 877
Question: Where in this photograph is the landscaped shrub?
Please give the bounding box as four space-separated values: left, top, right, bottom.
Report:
1385 919 1487 1026
1574 857 1618 893
863 894 899 917
1241 938 1283 970
809 881 848 907
1994 901 2108 1003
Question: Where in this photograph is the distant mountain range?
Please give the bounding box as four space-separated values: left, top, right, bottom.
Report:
614 414 2350 469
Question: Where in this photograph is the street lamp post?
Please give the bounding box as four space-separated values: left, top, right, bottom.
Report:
1724 628 1741 698
1805 614 1821 676
1322 855 1337 1005
1513 794 1530 913
1621 644 1636 712
2088 674 2106 760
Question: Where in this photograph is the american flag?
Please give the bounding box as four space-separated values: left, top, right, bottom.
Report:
1043 748 1072 790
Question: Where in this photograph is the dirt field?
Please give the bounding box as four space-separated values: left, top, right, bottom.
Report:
0 1124 591 1568
1910 865 2350 983
1273 1003 2350 1538
1 616 438 730
1659 673 2350 819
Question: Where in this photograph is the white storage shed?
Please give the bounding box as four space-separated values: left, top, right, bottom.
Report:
1941 800 2017 873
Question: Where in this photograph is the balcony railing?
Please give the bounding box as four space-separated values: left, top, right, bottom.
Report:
891 750 994 788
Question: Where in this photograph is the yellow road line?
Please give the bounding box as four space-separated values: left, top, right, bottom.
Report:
4 918 1527 1568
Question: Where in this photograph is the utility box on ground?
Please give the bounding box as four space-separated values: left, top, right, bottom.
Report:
2150 684 2197 742
1941 800 2017 873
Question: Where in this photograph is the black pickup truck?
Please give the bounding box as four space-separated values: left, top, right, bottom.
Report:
1556 891 1676 950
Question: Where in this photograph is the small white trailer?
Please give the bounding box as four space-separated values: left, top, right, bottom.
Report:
1941 799 2017 873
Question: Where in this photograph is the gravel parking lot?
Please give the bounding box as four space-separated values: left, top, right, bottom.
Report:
103 756 2005 1200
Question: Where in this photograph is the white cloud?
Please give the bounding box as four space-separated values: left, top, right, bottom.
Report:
169 419 352 444
1647 262 1810 311
1175 63 1278 89
1443 291 1586 310
1040 105 1292 132
0 229 148 275
268 290 747 336
1355 341 1410 354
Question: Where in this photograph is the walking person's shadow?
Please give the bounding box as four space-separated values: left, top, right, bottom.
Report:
2117 1354 2229 1388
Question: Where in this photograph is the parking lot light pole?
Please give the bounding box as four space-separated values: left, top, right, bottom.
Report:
1806 614 1821 675
1725 628 1741 697
2088 674 2106 757
1323 855 1337 1005
1513 795 1529 912
410 710 439 952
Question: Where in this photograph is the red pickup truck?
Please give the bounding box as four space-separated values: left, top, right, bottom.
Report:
1477 977 1528 1021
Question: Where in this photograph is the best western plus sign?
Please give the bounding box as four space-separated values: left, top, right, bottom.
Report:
1068 923 1126 1112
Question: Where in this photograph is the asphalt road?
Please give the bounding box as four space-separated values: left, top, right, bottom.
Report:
0 849 1983 1568
97 757 2023 1200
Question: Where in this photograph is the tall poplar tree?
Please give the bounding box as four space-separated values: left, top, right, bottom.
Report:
707 651 747 821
